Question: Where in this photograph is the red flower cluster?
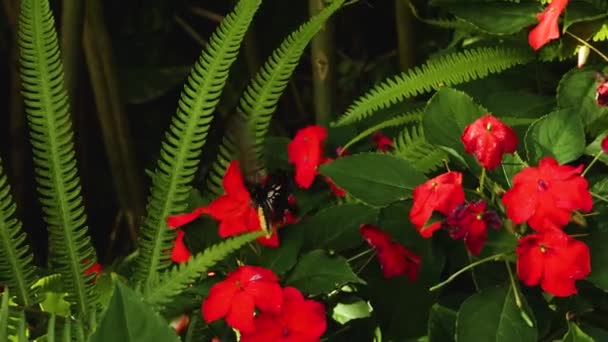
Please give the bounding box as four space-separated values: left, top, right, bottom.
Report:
360 225 421 279
516 229 590 297
501 156 593 296
502 156 593 232
167 161 293 247
83 261 103 281
241 287 326 342
461 114 518 170
409 171 465 238
202 266 326 339
287 125 345 197
445 201 502 256
528 0 569 50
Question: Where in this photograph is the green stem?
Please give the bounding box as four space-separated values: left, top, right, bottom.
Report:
347 248 374 263
505 260 534 327
513 151 528 167
592 191 608 204
309 0 336 125
477 167 486 195
582 150 602 177
565 31 608 63
429 253 507 292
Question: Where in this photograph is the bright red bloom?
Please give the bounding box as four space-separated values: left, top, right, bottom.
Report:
409 172 465 238
502 157 592 231
372 131 394 152
83 261 103 281
171 230 191 263
528 0 569 50
320 158 346 197
516 229 590 297
240 287 326 342
461 114 518 170
597 82 608 106
445 201 502 256
202 266 282 333
360 225 421 280
287 125 328 189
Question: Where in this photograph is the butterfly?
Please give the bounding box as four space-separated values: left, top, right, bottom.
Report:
227 112 293 237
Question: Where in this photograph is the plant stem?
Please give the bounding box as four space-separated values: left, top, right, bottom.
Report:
309 0 336 126
395 0 415 71
565 31 608 63
429 253 507 291
347 248 375 262
477 167 486 195
591 191 608 204
582 150 602 177
505 260 534 327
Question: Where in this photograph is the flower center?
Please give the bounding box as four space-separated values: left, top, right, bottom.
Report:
485 122 492 131
476 213 484 221
537 179 549 191
539 244 547 253
282 327 290 337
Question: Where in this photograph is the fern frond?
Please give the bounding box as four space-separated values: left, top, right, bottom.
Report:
341 107 423 152
204 0 346 196
133 0 262 287
143 232 261 307
0 159 39 307
334 47 533 126
393 125 448 173
18 0 97 317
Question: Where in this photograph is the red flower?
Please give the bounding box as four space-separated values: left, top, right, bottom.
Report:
167 161 288 246
528 0 569 50
372 131 394 152
516 229 590 297
502 157 592 231
360 225 421 280
240 287 326 342
597 82 608 106
445 201 502 256
171 230 191 263
409 172 465 238
169 314 190 334
320 157 346 197
83 261 103 281
287 125 327 189
461 114 518 170
202 266 282 333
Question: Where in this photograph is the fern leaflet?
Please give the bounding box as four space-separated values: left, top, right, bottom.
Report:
204 0 346 196
0 159 39 307
133 0 262 288
393 125 448 173
143 232 261 307
334 47 533 126
18 0 98 317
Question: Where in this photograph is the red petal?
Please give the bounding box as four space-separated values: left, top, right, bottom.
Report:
463 219 488 256
202 281 240 323
360 225 392 249
223 161 250 199
171 230 191 263
245 281 283 313
282 287 327 340
528 0 569 50
240 314 284 342
225 291 256 333
287 125 328 189
238 265 280 284
166 207 208 228
516 234 544 287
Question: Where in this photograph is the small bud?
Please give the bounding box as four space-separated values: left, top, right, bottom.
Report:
577 45 590 68
601 135 608 154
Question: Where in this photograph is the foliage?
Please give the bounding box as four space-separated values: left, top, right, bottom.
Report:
2 0 608 341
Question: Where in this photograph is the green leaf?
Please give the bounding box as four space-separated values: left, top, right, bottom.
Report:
583 230 608 291
423 87 486 170
456 286 537 342
332 299 372 325
297 203 378 251
88 281 179 342
563 322 595 342
564 2 608 29
557 67 608 134
584 130 608 166
442 3 538 35
318 153 426 207
428 304 457 342
254 229 303 275
524 108 585 164
286 250 365 295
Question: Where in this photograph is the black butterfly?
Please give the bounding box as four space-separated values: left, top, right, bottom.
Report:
227 113 293 236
